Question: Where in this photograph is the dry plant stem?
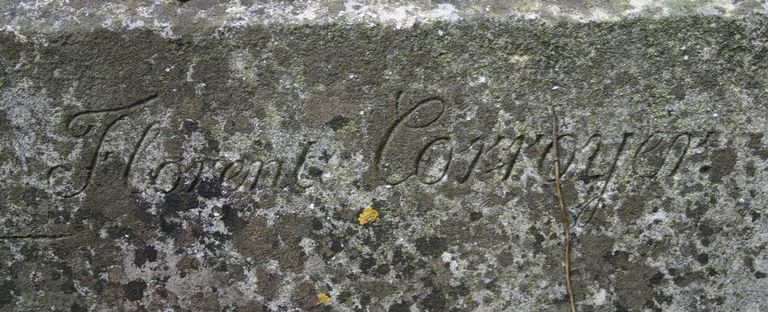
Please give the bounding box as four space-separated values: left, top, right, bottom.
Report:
552 110 577 312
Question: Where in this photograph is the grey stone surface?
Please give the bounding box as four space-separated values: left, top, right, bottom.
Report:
1 1 768 311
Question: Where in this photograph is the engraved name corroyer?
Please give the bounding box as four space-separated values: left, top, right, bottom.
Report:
46 92 750 200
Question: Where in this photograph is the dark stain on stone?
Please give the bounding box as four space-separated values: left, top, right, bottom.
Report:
255 269 281 300
221 203 247 231
0 280 14 307
123 280 147 301
497 249 514 267
308 166 324 178
360 256 376 274
196 178 222 199
325 115 351 131
696 253 710 265
421 288 447 311
176 254 200 273
163 192 199 215
698 221 717 247
62 278 77 294
469 211 483 222
745 161 757 177
643 299 663 312
604 250 631 269
134 245 158 267
649 272 665 285
389 301 411 312
654 292 673 306
614 303 629 312
685 199 710 221
532 232 546 255
672 270 704 287
415 236 447 258
159 215 182 235
707 149 738 183
614 259 661 310
744 256 755 272
747 133 768 160
182 118 198 133
330 237 344 253
233 215 312 273
311 217 324 231
707 268 719 277
70 302 87 312
375 263 390 276
400 264 417 279
619 189 656 224
359 294 371 308
415 192 434 211
320 150 333 162
712 296 726 305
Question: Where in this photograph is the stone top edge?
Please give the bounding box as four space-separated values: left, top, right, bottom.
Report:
1 0 768 38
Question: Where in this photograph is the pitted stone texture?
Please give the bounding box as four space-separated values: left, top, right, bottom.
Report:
1 6 768 312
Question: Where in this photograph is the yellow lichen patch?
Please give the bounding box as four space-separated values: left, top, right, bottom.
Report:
316 292 332 305
358 207 379 225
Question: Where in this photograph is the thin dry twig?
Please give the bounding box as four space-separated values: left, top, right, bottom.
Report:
552 109 577 312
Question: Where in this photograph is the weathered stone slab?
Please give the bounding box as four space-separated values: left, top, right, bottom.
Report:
1 1 768 311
